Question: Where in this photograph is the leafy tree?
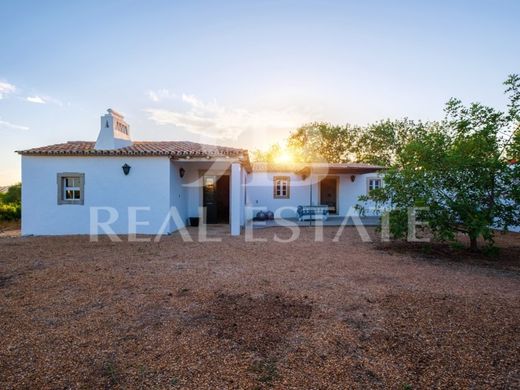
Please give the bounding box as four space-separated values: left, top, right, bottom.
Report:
287 122 358 163
353 119 429 166
0 203 21 220
0 183 21 204
361 75 520 250
256 120 430 165
0 183 21 221
251 143 285 162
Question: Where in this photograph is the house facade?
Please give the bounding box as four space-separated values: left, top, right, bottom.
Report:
17 109 383 236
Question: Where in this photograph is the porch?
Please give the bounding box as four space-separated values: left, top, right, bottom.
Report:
249 215 381 229
171 159 247 236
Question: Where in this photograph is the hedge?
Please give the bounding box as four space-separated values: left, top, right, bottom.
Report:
0 203 21 221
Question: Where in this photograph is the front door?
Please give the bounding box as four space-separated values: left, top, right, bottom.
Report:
320 177 338 214
203 175 230 224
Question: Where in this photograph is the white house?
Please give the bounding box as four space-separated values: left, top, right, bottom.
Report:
17 109 384 236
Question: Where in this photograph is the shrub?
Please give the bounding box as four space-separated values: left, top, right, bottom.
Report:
0 203 21 221
0 183 21 204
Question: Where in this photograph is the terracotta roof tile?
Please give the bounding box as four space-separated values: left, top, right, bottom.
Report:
17 141 248 159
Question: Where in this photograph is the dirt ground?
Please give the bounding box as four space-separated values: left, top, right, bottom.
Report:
0 226 519 389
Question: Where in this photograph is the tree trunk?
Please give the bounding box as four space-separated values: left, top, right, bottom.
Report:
470 236 478 251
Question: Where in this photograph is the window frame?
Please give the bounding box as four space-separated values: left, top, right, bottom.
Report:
57 173 85 205
366 177 382 194
273 176 290 199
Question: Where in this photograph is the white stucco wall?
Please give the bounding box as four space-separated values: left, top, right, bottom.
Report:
21 154 383 235
333 173 381 216
21 156 172 235
169 161 189 230
246 171 382 219
246 172 315 219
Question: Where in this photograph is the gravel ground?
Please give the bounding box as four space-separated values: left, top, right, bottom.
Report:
0 226 519 389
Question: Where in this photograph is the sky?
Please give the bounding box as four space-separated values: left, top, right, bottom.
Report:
0 0 519 185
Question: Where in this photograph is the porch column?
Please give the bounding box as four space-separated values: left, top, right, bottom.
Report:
230 162 241 236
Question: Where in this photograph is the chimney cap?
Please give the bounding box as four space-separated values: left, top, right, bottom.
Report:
107 108 124 118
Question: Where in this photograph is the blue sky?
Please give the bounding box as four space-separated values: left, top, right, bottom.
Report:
1 0 519 185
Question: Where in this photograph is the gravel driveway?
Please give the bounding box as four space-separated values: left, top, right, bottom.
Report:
1 227 519 388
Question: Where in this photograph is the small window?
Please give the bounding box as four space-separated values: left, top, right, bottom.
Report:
367 178 382 193
57 173 85 205
273 176 290 199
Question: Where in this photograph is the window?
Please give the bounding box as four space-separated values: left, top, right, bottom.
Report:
57 173 85 205
273 176 290 199
367 178 382 193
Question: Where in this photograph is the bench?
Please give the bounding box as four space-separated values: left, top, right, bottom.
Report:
297 205 329 221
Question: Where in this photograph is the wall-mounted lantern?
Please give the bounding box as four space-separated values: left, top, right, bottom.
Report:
179 167 185 178
350 175 356 182
122 163 131 176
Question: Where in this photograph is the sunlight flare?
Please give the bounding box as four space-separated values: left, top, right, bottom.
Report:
274 150 294 163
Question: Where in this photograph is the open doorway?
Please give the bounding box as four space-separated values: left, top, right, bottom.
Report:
319 176 338 215
203 175 230 224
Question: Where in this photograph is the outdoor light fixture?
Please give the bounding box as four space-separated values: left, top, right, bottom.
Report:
179 167 185 178
350 175 356 182
122 163 131 175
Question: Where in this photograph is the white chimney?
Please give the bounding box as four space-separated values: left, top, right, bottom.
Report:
95 108 133 150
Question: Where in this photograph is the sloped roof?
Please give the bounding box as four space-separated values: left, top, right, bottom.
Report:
252 161 385 174
17 141 248 159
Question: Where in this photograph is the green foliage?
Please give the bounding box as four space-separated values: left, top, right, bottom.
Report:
258 75 519 169
0 183 22 221
287 122 358 163
361 75 520 250
256 119 432 166
389 208 413 240
0 183 21 204
0 203 21 221
504 74 520 162
253 75 519 251
353 119 428 166
251 143 284 162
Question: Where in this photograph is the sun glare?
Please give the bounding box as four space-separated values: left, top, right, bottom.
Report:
274 151 294 163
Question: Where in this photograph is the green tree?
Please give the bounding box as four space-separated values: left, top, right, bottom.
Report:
0 183 22 221
354 119 429 166
251 143 284 162
0 183 21 204
361 75 520 250
287 122 358 163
